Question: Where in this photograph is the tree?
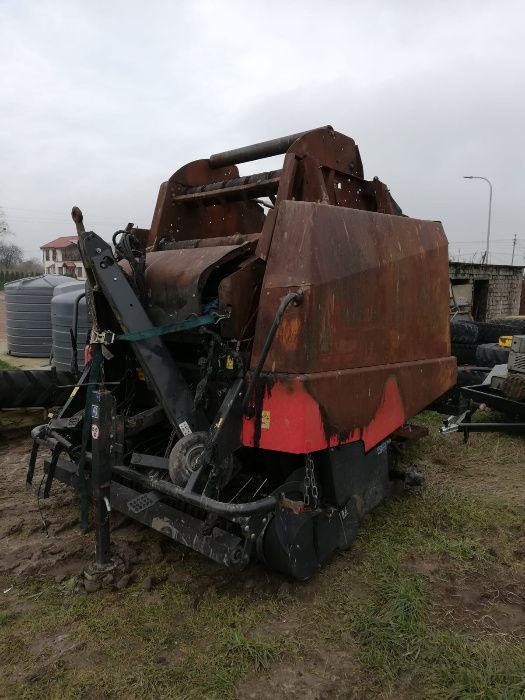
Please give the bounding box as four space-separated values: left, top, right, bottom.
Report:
0 206 11 239
0 207 24 270
0 243 23 269
18 257 43 274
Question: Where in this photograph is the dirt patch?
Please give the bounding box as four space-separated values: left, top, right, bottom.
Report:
406 553 525 640
237 649 362 700
0 435 189 590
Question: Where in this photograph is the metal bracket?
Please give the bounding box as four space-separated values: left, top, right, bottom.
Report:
90 329 116 345
440 410 470 435
126 491 162 514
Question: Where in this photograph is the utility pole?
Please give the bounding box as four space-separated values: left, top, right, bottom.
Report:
511 235 517 265
463 176 493 264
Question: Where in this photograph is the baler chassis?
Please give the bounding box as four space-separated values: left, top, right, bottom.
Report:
27 127 454 579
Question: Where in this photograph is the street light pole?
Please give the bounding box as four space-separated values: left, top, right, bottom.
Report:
463 175 493 264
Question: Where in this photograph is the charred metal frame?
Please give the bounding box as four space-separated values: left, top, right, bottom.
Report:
27 126 452 578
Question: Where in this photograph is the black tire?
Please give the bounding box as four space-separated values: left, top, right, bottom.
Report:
450 319 479 343
451 342 478 364
477 318 525 343
475 343 510 367
0 368 75 409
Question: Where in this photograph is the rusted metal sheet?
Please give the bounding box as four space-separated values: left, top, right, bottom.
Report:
241 357 455 453
148 127 398 254
143 242 255 324
246 200 455 447
253 201 451 372
218 256 265 339
255 127 399 260
174 170 282 205
149 159 266 248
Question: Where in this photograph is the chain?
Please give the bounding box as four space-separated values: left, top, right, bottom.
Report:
303 453 319 510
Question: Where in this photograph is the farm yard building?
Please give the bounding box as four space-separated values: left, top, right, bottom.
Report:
40 236 85 279
449 261 523 321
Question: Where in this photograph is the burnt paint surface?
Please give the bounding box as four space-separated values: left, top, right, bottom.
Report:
253 201 451 373
136 128 454 449
242 357 455 454
247 201 455 445
143 243 255 323
149 159 266 249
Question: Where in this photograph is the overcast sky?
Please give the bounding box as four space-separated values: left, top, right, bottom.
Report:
1 0 524 264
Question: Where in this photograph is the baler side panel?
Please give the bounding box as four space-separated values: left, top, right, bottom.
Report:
244 201 455 452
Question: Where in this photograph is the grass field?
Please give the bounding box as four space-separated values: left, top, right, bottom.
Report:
1 411 524 699
0 358 15 370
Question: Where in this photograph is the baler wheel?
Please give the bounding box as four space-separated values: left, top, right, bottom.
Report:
168 432 208 487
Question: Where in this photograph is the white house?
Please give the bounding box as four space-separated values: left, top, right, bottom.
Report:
40 236 86 279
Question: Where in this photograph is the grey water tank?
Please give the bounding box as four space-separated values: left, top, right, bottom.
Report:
5 275 79 357
51 282 91 371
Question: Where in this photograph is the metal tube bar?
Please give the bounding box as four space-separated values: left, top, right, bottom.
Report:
209 129 327 168
112 465 277 515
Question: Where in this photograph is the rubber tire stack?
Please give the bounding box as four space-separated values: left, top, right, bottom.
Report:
475 343 510 367
477 317 525 343
450 319 478 364
475 317 525 367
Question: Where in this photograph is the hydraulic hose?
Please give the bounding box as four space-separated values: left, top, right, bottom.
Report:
242 291 303 413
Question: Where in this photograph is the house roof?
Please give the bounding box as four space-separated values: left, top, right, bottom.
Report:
40 236 79 249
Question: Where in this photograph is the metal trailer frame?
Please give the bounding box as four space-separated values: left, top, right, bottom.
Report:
441 383 525 440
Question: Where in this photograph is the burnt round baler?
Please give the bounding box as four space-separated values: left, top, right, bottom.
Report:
29 126 456 579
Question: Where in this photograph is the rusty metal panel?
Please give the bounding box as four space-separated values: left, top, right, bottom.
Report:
149 159 266 248
253 201 451 372
248 200 455 430
144 242 255 324
218 256 265 339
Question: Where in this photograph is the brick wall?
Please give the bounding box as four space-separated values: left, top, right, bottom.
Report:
449 262 523 320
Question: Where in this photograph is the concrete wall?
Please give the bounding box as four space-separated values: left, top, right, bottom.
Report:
449 262 523 320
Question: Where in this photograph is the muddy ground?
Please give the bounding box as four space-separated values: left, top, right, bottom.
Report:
1 414 524 699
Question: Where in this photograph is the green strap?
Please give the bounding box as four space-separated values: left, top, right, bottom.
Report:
77 312 214 527
117 313 216 342
78 344 103 531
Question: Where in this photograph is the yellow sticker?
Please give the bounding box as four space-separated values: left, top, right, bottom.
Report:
225 355 234 370
70 386 79 398
261 410 270 430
